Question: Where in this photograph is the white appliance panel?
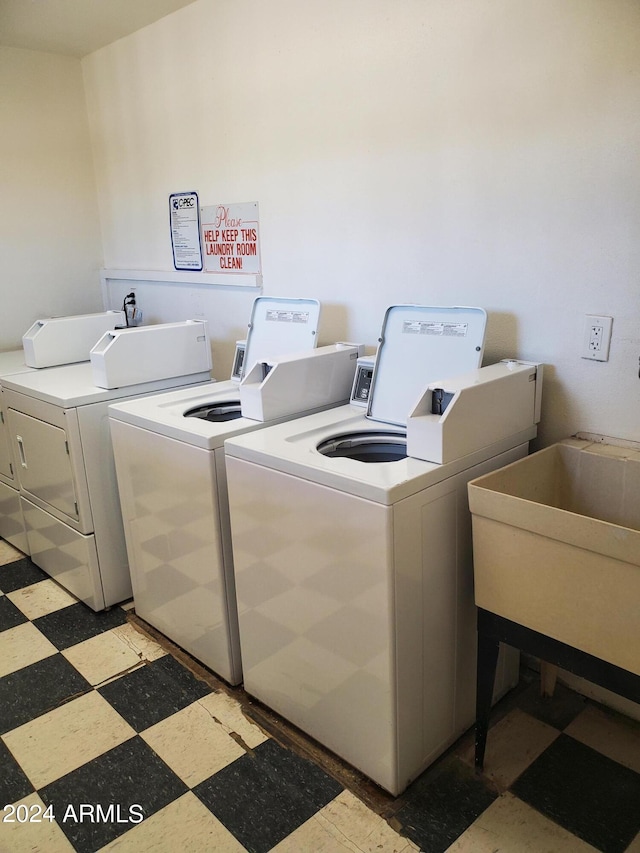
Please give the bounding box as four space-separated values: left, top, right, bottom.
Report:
0 362 211 408
5 393 93 533
8 409 81 525
110 419 242 684
243 297 321 376
392 446 524 783
393 485 459 780
0 351 32 375
227 455 398 789
226 443 526 795
108 381 246 450
1 352 58 552
369 305 487 426
106 344 361 681
223 403 536 505
0 351 36 489
90 320 211 389
0 394 15 484
21 498 103 609
76 402 133 606
1 362 212 610
0 479 28 552
22 311 124 368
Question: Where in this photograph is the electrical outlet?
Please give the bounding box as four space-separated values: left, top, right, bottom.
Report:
582 314 613 361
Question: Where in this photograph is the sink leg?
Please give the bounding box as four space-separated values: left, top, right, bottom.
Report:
540 661 558 697
475 631 500 770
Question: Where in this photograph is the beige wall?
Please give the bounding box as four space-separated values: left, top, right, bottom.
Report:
0 47 103 348
4 1 639 447
82 0 640 447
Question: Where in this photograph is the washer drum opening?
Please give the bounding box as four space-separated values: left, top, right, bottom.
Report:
317 431 407 463
184 401 242 422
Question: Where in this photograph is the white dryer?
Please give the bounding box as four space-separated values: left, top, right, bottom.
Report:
224 305 542 795
1 312 125 553
2 321 211 611
107 297 362 686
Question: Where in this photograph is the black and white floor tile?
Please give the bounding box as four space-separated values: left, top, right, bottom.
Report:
1 539 639 853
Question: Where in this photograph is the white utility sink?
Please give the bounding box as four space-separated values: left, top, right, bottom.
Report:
468 438 640 677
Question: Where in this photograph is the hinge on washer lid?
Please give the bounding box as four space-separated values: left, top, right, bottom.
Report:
65 440 70 455
0 410 4 424
74 501 79 517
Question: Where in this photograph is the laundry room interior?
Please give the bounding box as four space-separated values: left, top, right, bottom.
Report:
1 1 639 852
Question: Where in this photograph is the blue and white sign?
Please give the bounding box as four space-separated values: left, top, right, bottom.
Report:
169 192 203 271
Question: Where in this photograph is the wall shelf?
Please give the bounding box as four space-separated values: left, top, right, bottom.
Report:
101 268 262 290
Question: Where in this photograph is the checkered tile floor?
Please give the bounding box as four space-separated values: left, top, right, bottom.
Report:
1 541 639 853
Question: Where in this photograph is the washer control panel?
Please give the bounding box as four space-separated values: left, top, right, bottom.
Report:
231 340 246 381
350 357 375 407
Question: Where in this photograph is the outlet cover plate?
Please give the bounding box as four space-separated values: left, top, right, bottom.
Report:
582 314 613 361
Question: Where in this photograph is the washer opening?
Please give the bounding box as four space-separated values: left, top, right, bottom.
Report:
317 431 407 463
184 401 242 422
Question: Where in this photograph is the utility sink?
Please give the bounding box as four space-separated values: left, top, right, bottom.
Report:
468 438 640 677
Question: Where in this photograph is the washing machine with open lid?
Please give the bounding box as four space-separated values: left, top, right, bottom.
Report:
317 304 487 462
106 295 366 686
181 295 321 425
223 303 542 795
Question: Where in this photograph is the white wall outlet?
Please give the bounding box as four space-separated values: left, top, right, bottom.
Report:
582 314 613 361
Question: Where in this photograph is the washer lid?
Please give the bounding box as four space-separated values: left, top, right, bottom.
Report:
243 296 321 377
183 400 242 422
317 430 408 462
367 305 487 426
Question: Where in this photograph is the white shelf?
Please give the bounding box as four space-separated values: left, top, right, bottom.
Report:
101 268 262 289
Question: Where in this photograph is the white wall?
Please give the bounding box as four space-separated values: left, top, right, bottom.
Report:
0 48 104 348
82 0 640 446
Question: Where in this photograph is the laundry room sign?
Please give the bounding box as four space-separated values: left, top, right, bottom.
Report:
169 191 203 271
201 202 261 275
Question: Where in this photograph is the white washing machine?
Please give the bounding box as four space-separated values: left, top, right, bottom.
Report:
224 305 542 795
2 321 211 611
1 312 126 553
107 297 363 685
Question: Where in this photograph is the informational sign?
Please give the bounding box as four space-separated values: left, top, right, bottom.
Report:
169 192 203 271
266 309 311 323
403 321 468 336
201 202 261 275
